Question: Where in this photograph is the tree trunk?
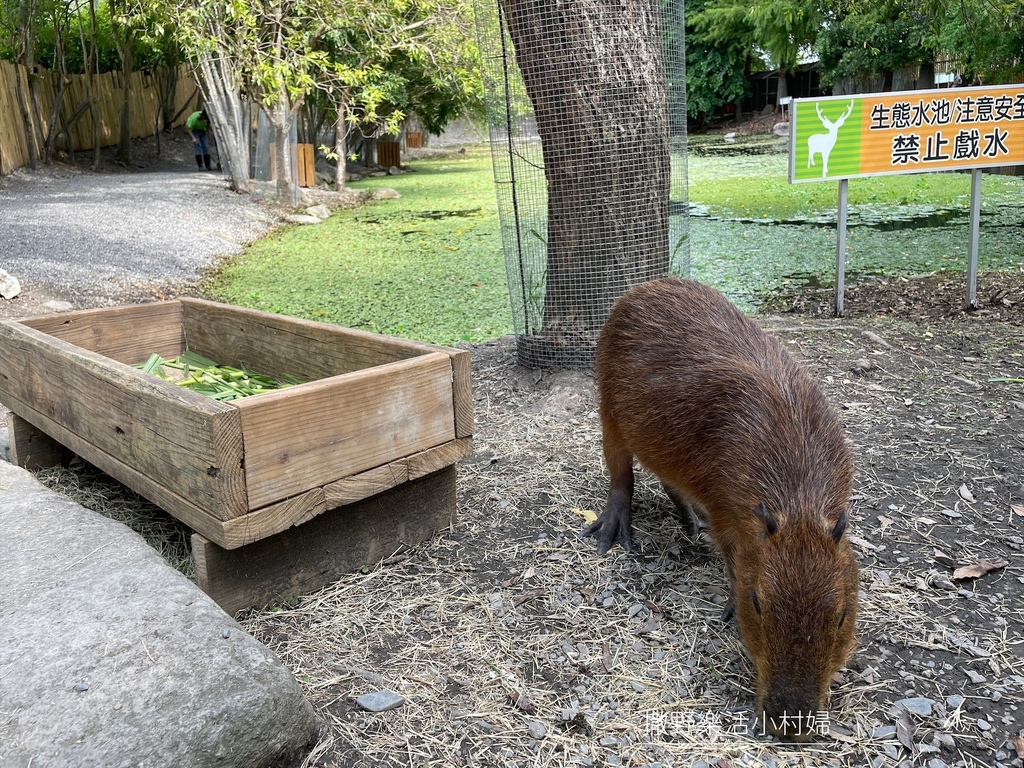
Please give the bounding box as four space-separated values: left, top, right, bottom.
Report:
111 14 133 164
267 95 296 204
196 51 250 193
334 94 347 190
499 0 671 340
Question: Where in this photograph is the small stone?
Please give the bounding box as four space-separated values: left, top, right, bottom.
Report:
934 733 956 750
221 629 230 639
73 681 88 692
356 689 406 712
873 725 897 739
965 669 986 684
305 204 331 220
851 358 874 375
927 760 948 768
945 695 965 709
882 744 899 759
940 508 962 519
892 697 936 716
976 718 991 731
0 268 21 299
630 681 646 694
528 720 547 740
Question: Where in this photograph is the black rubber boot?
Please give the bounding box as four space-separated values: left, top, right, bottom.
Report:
195 154 203 169
203 154 211 170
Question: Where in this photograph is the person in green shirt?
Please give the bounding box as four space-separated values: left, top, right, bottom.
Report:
185 109 213 170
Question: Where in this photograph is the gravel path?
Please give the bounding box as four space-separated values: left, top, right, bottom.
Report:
0 134 279 319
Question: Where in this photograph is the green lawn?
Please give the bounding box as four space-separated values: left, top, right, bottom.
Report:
206 147 510 346
204 141 1023 343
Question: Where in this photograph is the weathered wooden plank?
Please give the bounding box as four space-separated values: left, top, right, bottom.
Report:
449 349 474 439
193 466 457 614
6 411 67 469
233 352 456 509
1 399 232 544
0 320 247 519
20 302 184 365
180 297 445 381
217 487 327 549
323 462 409 508
322 437 472 509
406 437 473 478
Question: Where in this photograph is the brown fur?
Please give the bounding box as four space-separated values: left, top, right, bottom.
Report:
587 277 859 740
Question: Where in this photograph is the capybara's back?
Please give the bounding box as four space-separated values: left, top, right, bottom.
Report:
588 277 859 740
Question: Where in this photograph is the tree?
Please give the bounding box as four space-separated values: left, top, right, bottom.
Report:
931 0 1024 83
816 1 934 93
684 0 747 126
691 0 820 100
498 0 672 345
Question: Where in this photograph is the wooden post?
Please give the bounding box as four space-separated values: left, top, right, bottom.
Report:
192 465 458 614
6 412 67 469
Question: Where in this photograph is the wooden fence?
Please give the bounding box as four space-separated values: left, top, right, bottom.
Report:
0 61 200 176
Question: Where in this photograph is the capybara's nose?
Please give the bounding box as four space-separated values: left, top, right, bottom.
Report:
761 692 825 741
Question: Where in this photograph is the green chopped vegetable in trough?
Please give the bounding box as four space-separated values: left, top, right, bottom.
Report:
132 351 303 400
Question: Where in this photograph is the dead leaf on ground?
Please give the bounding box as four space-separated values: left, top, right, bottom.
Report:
1012 504 1024 518
896 708 916 752
508 690 536 714
952 558 1009 580
571 507 598 524
1013 732 1024 760
958 484 976 502
512 588 547 607
933 548 956 567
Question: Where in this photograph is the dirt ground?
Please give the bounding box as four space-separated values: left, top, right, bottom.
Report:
227 275 1022 768
1 138 1022 766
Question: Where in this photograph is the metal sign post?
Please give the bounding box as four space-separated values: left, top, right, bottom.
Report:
966 168 983 309
836 178 848 317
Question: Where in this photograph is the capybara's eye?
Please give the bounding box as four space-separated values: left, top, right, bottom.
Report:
751 591 762 615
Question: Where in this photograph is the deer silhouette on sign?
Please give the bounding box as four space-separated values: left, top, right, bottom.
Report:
808 101 854 177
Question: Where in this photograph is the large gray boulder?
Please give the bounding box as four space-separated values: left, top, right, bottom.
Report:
0 459 319 768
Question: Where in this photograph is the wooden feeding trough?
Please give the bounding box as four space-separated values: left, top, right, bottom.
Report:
0 299 472 612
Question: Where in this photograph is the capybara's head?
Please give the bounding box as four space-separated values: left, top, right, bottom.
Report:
734 503 859 741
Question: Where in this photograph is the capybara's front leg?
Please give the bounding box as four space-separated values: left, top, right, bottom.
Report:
584 423 635 554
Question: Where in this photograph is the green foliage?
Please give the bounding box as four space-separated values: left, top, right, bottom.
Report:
691 0 820 72
684 0 748 125
817 1 934 90
934 0 1024 83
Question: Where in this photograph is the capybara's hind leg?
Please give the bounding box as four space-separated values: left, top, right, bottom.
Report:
584 421 635 554
662 483 706 536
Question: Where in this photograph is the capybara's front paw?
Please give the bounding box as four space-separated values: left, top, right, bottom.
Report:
582 514 633 555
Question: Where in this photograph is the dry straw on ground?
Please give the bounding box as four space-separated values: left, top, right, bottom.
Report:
33 314 1024 768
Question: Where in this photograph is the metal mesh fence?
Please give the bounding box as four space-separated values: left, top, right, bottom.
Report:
475 0 689 368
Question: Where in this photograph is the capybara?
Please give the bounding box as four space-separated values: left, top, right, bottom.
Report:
585 277 858 740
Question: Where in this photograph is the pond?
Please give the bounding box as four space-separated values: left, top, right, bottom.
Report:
685 136 1024 311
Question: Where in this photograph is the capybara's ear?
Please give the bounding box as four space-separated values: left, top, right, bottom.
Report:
754 502 778 535
830 511 847 542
